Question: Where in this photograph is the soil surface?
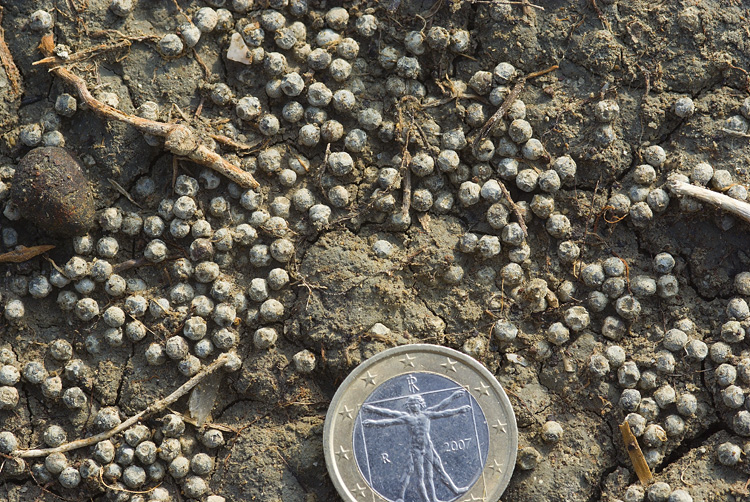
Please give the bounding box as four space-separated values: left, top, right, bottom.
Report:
2 0 750 501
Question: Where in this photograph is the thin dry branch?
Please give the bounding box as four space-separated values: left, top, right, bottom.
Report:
498 180 528 236
668 179 750 223
12 353 231 459
34 34 259 189
472 64 558 155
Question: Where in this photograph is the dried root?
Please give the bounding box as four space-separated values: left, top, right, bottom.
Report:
34 34 259 189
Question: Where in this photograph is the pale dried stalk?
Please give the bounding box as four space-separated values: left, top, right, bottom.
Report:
668 179 750 223
35 35 259 189
12 353 231 459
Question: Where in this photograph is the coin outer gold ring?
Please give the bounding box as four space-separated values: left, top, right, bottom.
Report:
324 344 518 502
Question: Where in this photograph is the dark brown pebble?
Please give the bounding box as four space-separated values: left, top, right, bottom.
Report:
10 147 95 236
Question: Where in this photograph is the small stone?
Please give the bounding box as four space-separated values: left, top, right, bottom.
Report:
293 350 316 373
541 421 563 443
517 446 541 470
11 147 94 235
647 482 671 502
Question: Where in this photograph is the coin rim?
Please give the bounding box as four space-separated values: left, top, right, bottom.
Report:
324 344 518 502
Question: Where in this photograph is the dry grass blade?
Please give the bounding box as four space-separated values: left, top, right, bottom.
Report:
619 421 653 485
109 178 142 208
0 245 55 264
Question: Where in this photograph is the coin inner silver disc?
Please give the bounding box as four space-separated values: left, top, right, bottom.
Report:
352 371 489 502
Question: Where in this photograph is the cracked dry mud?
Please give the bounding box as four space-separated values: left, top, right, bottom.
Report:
2 0 750 501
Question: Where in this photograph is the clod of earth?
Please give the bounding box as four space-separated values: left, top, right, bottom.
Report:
10 146 95 236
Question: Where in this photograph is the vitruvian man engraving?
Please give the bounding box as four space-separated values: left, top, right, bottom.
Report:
362 390 471 502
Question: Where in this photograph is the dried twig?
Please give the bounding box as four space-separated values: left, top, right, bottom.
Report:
473 78 527 156
498 180 528 236
34 35 259 189
721 128 750 138
469 0 544 10
12 353 231 458
209 133 265 152
400 134 412 219
473 64 558 155
34 36 155 67
0 7 22 97
668 180 750 223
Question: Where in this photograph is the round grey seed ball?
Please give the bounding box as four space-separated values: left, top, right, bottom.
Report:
674 97 695 118
45 452 68 475
710 341 732 363
605 346 626 368
542 322 567 346
190 452 215 475
715 363 737 387
685 339 708 361
619 389 641 412
647 482 671 502
492 321 518 343
624 413 646 437
676 393 697 417
642 424 667 448
158 33 184 57
23 361 48 384
663 414 686 438
122 465 147 489
293 350 316 373
169 456 190 479
62 387 87 409
184 475 209 498
94 407 121 431
615 295 641 320
0 431 18 454
43 425 67 447
201 429 225 449
734 410 750 436
722 385 745 409
662 329 688 352
617 361 640 388
643 145 666 167
516 446 541 470
541 421 563 443
717 442 742 466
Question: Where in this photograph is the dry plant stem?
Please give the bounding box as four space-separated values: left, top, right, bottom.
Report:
13 353 231 459
0 7 22 97
473 76 527 157
498 180 528 236
35 35 259 189
669 180 750 223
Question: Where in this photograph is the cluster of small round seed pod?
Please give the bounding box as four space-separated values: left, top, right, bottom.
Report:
13 5 725 501
605 315 710 470
619 482 693 502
